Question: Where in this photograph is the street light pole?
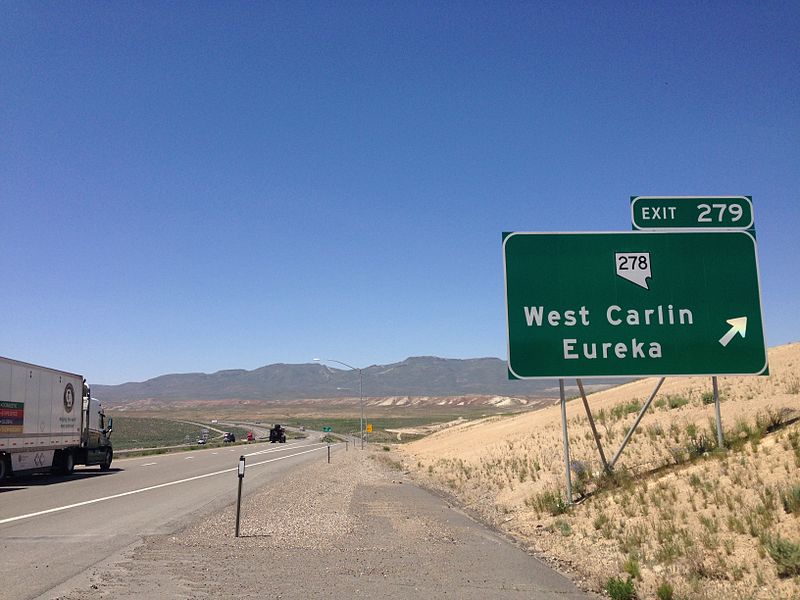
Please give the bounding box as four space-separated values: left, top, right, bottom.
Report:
359 367 364 449
314 358 364 449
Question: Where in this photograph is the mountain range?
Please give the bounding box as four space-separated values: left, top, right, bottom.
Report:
92 356 626 404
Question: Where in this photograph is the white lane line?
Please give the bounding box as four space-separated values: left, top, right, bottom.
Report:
185 456 194 460
211 452 218 455
244 443 325 458
141 463 157 467
0 445 332 526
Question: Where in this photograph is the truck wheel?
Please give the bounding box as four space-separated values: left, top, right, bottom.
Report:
61 450 75 475
100 449 112 471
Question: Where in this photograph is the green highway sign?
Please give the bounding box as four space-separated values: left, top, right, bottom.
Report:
503 231 767 379
322 426 332 432
631 196 753 231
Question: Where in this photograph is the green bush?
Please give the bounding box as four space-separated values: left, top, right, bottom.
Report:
656 581 674 600
781 483 800 514
552 518 572 536
605 576 636 600
526 489 569 516
623 556 641 580
765 535 800 577
593 512 610 530
701 391 715 405
667 395 690 410
612 400 642 420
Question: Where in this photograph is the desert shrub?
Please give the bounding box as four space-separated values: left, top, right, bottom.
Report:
785 376 800 395
619 524 648 555
552 518 572 536
612 400 642 420
596 466 635 491
605 576 636 600
667 395 690 410
570 460 592 498
656 581 674 600
686 424 715 457
787 430 800 466
526 489 569 516
727 417 764 450
757 406 789 434
701 391 715 405
623 556 641 580
708 418 720 445
594 512 610 530
765 535 800 577
781 483 800 514
646 423 664 439
669 446 687 465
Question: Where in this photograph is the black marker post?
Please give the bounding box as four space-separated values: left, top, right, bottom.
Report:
235 455 245 537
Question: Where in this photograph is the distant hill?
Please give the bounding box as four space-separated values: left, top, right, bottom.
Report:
92 356 627 404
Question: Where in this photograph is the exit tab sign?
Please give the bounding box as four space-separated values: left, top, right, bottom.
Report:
631 196 753 231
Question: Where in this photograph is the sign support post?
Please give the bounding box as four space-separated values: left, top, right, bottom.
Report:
576 379 610 473
713 377 724 449
609 377 665 469
559 379 573 504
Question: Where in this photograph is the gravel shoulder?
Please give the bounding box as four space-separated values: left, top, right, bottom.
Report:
49 447 590 599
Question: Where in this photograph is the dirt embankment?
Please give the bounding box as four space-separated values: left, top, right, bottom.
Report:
399 343 800 600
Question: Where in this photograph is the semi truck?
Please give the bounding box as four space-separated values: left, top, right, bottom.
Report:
269 424 286 443
0 357 113 479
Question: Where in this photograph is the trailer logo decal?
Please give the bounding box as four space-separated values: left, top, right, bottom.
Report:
63 383 75 413
0 401 24 433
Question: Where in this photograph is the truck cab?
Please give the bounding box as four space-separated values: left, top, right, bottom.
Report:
82 396 113 469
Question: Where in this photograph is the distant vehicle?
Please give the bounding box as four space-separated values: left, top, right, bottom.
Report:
246 431 254 442
222 432 236 443
299 425 305 431
269 424 287 443
0 357 113 478
196 438 206 445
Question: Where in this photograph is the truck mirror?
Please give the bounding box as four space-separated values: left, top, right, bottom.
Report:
106 418 113 433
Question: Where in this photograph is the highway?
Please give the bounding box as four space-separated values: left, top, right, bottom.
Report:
0 437 337 600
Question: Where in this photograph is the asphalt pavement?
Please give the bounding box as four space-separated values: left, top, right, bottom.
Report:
0 437 332 600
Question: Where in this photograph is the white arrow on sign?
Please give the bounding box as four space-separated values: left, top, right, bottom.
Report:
719 317 747 347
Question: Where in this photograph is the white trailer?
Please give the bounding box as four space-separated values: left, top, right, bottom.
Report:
0 357 113 478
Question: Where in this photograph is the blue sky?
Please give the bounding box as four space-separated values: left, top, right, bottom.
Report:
2 2 798 384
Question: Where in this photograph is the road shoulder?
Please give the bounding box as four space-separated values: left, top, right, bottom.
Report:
52 447 591 599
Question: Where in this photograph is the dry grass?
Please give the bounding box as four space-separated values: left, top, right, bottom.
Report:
400 343 800 600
